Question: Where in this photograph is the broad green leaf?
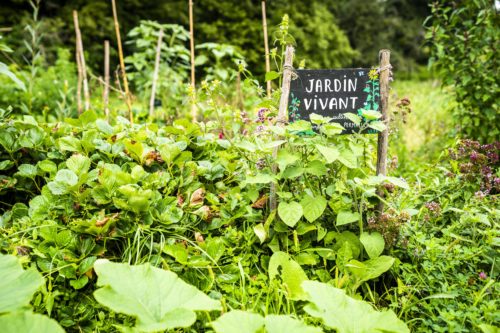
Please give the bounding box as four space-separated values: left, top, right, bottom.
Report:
0 160 14 171
367 121 386 132
66 154 91 175
282 166 304 179
94 259 221 332
269 252 308 300
361 110 382 120
303 281 409 333
315 145 339 163
253 223 267 244
264 314 322 333
246 174 275 184
15 164 37 179
344 113 361 125
70 276 89 290
0 311 65 333
37 160 57 174
338 149 357 168
479 324 499 333
265 71 281 82
321 123 345 136
300 195 327 222
0 254 44 312
309 113 330 125
212 310 264 333
336 210 360 226
305 160 327 176
57 136 82 152
278 201 303 227
277 149 300 171
347 256 395 288
359 232 385 259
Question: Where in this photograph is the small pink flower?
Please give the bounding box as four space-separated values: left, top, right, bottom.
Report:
479 272 487 280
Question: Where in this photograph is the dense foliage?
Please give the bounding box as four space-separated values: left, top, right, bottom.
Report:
426 0 499 141
0 3 499 333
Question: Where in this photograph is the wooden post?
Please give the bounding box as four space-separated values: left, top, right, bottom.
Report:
270 45 294 211
189 0 197 121
149 29 164 118
73 10 90 111
376 49 391 213
103 40 110 120
111 0 134 124
261 0 271 97
75 36 83 114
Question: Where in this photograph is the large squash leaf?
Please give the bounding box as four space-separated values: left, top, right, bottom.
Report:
0 254 44 313
93 259 221 332
303 281 409 333
0 311 65 333
211 310 321 333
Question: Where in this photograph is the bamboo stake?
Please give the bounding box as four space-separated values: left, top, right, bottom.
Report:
189 0 197 121
376 49 391 214
103 40 110 120
270 45 294 212
73 10 90 111
149 29 164 118
75 36 83 114
111 0 133 124
261 0 271 97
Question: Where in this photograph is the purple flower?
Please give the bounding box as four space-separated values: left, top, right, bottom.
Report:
479 272 487 280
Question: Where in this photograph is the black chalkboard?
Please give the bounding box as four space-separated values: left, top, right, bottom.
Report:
288 69 380 134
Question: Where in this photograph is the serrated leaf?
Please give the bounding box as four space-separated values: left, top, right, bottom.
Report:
361 110 382 120
278 201 303 227
344 113 361 125
16 164 37 179
367 121 386 132
66 154 91 175
300 195 327 222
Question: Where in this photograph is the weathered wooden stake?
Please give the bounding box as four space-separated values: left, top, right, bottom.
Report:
376 49 391 213
103 40 110 120
270 45 294 212
73 10 90 111
75 36 83 114
149 29 164 118
111 0 134 124
189 0 197 121
261 0 271 97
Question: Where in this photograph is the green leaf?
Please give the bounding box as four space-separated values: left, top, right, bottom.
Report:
0 160 14 171
253 223 267 244
347 256 395 287
367 121 386 132
0 311 65 333
336 210 360 226
344 113 361 125
278 201 303 227
58 136 82 152
66 154 91 175
300 195 327 222
338 149 357 169
315 145 339 163
0 62 26 91
245 173 275 184
269 252 308 300
93 259 221 332
212 311 264 333
264 314 322 333
360 110 382 120
265 71 281 82
15 164 37 179
359 232 385 259
277 149 300 171
37 160 57 174
385 177 409 190
0 254 44 312
303 281 409 333
479 324 500 333
70 275 89 290
305 160 327 176
55 169 78 186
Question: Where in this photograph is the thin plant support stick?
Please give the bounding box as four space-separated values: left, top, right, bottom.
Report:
75 37 83 114
149 29 163 118
189 0 197 121
73 10 90 111
103 40 110 120
236 71 244 110
111 0 133 124
376 49 391 214
261 0 271 97
270 45 294 212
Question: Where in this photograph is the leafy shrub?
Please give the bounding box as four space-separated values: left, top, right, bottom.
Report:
426 1 499 141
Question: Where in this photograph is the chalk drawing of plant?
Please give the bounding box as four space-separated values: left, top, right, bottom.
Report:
288 92 301 122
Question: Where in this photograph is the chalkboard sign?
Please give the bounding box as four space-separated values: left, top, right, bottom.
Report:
288 69 380 134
